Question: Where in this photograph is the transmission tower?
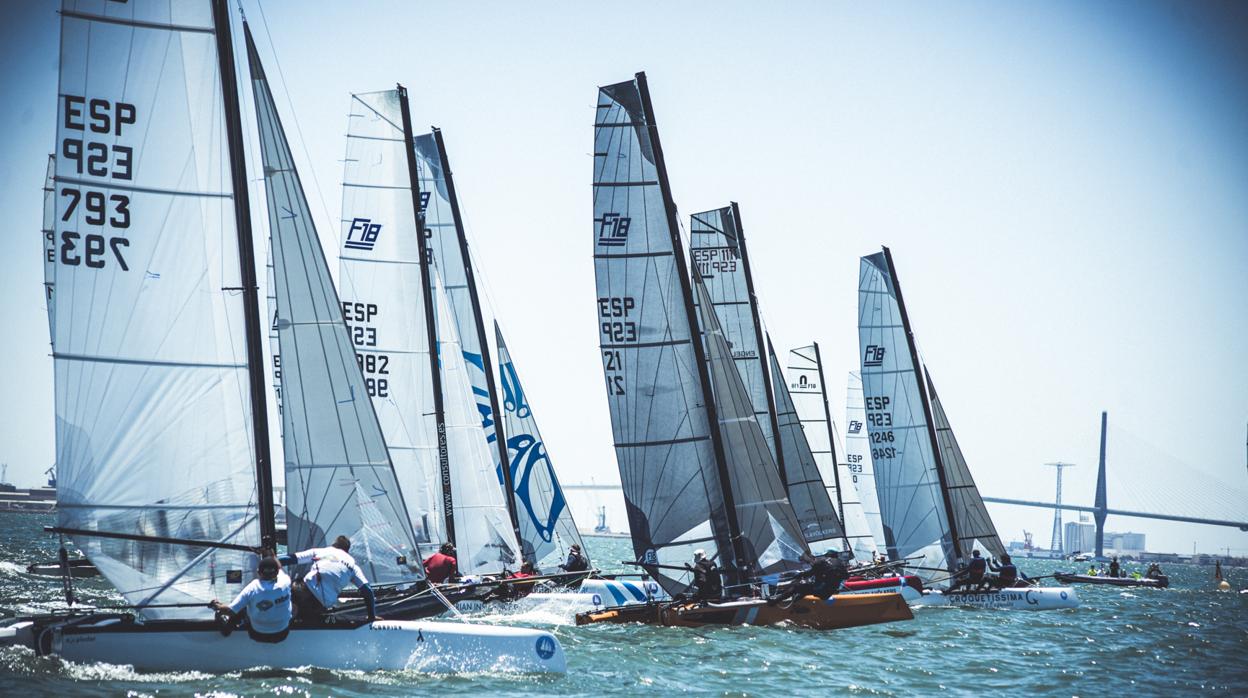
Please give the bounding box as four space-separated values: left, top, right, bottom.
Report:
1047 462 1075 554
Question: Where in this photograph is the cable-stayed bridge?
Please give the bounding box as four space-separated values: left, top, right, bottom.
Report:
983 412 1248 557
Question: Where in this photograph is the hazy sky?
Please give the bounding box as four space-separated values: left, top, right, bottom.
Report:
2 1 1245 555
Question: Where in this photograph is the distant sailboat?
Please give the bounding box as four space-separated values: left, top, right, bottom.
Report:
785 345 879 560
0 0 564 672
857 247 1076 610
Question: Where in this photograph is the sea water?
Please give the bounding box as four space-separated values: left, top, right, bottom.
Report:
2 512 1245 695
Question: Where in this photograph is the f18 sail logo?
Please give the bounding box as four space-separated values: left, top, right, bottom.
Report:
848 419 862 434
345 217 382 251
864 345 886 367
597 212 631 247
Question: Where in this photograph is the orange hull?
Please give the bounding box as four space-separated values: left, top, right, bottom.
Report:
575 592 912 629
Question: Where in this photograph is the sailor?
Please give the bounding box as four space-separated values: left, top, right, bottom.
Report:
1109 556 1121 578
560 544 590 573
989 554 1019 589
1146 563 1164 579
810 551 850 597
687 550 722 602
209 556 292 642
423 542 458 584
280 535 378 623
958 549 988 591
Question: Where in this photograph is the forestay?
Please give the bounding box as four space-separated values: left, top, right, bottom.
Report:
693 280 808 576
767 342 846 551
52 0 260 618
842 371 887 555
688 206 776 460
592 74 733 595
858 251 955 583
496 323 587 571
927 370 1006 560
247 28 422 585
337 90 444 552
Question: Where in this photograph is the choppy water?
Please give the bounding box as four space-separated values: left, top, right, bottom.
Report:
2 512 1245 696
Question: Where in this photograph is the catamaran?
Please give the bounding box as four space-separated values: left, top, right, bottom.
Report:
857 247 1078 611
575 72 910 629
0 0 565 673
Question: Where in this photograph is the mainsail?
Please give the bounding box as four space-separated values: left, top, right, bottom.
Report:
843 371 887 554
693 280 808 576
246 27 421 585
927 370 1006 559
337 90 442 551
496 323 587 571
688 205 778 462
52 0 268 618
858 249 956 583
593 73 736 594
767 340 846 551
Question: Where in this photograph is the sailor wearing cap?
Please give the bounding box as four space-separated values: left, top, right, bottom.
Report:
210 555 293 642
560 543 590 573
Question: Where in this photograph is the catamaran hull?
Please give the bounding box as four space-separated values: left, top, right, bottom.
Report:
5 618 565 673
575 591 912 629
1054 573 1168 588
840 577 923 603
579 579 669 606
914 587 1079 610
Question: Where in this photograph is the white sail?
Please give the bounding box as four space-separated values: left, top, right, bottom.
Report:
42 154 56 339
785 345 877 559
842 371 886 556
858 250 955 585
496 323 586 571
435 275 522 575
247 29 421 585
53 0 261 618
338 90 443 552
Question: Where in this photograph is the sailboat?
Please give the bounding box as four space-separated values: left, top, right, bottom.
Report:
857 247 1077 611
0 0 564 672
688 204 848 555
575 72 910 629
785 345 879 560
336 91 601 612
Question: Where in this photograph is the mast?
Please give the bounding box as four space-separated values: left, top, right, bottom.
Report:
432 127 522 544
212 0 274 550
398 85 456 550
881 246 961 562
810 341 848 533
636 72 745 582
734 202 787 488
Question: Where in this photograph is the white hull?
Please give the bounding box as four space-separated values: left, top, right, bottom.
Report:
449 592 606 617
579 579 668 606
6 618 564 673
914 587 1079 610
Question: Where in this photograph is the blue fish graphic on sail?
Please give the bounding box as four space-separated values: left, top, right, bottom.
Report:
495 323 587 569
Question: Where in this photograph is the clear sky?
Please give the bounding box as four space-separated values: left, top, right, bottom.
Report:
2 1 1245 555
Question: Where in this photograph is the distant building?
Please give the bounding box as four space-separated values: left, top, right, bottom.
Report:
1105 531 1145 555
1063 520 1096 555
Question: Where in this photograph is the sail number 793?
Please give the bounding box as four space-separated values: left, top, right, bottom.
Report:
58 96 136 271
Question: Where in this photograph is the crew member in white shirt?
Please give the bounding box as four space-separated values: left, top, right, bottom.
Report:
279 535 378 623
209 556 292 642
